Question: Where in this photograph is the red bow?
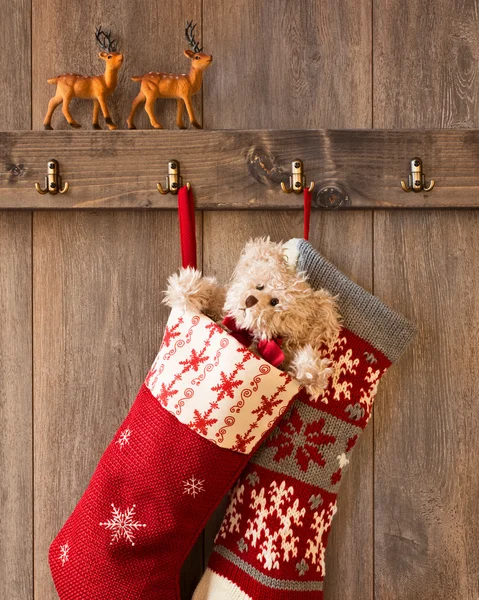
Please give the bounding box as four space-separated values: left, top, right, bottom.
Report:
222 315 285 368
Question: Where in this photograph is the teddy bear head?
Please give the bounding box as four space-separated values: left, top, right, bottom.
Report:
224 237 340 349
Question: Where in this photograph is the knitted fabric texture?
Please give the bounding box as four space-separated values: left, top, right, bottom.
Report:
49 309 301 599
193 239 416 600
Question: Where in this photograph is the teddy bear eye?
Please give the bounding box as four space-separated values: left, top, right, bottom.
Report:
256 284 264 291
270 298 279 306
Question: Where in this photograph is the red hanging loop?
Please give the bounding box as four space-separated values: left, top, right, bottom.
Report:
178 185 197 269
303 187 312 241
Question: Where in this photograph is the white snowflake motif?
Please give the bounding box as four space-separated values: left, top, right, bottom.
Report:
58 542 70 566
99 503 146 546
244 480 306 570
116 428 132 449
337 453 350 469
183 476 205 498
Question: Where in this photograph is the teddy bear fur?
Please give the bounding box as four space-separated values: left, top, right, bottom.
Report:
163 238 341 400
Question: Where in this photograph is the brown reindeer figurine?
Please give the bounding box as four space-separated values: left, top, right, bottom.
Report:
43 27 124 130
127 21 212 130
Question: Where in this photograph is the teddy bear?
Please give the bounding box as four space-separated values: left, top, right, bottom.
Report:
163 237 341 400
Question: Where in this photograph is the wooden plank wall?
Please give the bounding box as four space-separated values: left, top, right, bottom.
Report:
0 1 478 600
0 1 32 600
373 1 479 598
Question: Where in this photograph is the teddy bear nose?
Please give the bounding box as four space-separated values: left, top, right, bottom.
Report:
245 295 259 308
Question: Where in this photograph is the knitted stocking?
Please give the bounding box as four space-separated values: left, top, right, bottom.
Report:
49 305 301 599
193 239 415 600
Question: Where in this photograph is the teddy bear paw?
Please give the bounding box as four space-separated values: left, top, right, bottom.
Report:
163 267 224 318
291 345 333 401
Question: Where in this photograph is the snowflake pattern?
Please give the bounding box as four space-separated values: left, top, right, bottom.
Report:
244 480 306 570
99 504 146 546
58 542 70 566
183 476 205 498
305 502 338 577
217 482 245 540
116 428 132 449
267 407 336 472
146 310 299 452
211 370 244 401
212 327 392 583
162 319 183 348
180 348 209 372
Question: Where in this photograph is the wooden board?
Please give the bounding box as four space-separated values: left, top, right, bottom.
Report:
32 0 202 131
2 129 479 209
0 213 32 600
0 2 33 598
373 210 479 599
0 0 31 130
33 211 202 599
203 0 372 129
374 0 479 128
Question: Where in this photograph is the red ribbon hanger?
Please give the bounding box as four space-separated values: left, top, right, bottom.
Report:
178 185 197 269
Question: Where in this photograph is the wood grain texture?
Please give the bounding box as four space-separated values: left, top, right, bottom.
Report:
202 210 374 600
2 129 479 209
32 0 201 130
203 0 372 129
0 0 31 130
0 213 32 599
0 1 33 596
374 211 479 599
33 211 203 598
374 0 479 128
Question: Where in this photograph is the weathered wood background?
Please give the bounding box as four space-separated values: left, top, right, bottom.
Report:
1 1 478 599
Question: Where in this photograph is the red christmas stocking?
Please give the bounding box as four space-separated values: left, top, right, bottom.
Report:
193 238 415 600
48 188 303 599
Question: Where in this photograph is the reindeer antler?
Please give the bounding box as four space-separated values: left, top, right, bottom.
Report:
95 26 118 52
185 20 203 53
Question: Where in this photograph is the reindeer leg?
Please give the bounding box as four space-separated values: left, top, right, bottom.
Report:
183 95 201 129
127 91 146 130
43 94 62 130
92 99 101 130
176 99 186 129
144 95 163 129
62 93 81 128
97 94 117 130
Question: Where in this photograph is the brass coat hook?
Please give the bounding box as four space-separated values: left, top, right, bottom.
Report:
401 157 435 193
157 160 191 195
281 159 315 194
35 159 69 195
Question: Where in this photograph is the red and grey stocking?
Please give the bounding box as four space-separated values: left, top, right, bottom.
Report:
193 238 416 600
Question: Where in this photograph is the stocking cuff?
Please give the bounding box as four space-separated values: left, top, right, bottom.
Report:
286 238 416 363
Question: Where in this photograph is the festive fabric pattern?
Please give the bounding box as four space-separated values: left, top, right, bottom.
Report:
193 239 416 600
49 308 301 599
146 308 299 453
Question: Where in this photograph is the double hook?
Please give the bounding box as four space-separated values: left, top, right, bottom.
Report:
157 160 190 195
35 159 69 194
281 159 315 194
401 157 435 193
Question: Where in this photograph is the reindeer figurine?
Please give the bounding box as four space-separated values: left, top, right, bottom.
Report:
43 27 124 130
127 21 212 130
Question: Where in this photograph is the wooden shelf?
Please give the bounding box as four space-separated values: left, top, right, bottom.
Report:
1 129 478 209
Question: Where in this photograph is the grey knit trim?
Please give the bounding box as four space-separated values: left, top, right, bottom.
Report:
296 239 416 363
214 546 324 591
